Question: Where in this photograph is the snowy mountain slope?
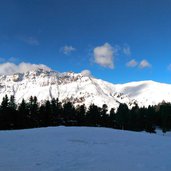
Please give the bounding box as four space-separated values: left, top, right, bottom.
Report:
115 80 171 107
0 68 171 110
0 126 171 171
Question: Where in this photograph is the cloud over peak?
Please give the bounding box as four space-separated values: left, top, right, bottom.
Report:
81 69 92 77
93 43 116 69
0 62 51 75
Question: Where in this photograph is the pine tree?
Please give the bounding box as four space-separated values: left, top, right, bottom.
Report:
8 95 17 129
109 108 116 128
76 104 86 125
45 100 52 126
27 96 39 127
63 102 76 125
18 99 29 128
1 95 9 110
9 95 17 110
160 103 171 133
116 103 129 130
0 95 9 129
50 98 59 125
0 95 16 129
128 104 139 131
144 106 156 133
101 104 108 127
86 104 101 126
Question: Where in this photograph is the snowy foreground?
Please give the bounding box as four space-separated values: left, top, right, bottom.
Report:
0 127 171 171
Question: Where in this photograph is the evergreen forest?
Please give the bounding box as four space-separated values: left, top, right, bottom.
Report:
0 95 171 133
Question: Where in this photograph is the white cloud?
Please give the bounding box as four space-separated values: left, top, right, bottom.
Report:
123 46 131 56
139 60 151 69
93 43 116 69
61 45 76 55
0 62 51 75
81 69 92 77
126 59 138 67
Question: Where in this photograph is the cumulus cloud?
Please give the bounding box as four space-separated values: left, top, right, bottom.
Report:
93 43 116 69
123 45 131 56
61 45 76 55
126 59 138 67
81 69 92 77
0 62 51 75
139 60 151 69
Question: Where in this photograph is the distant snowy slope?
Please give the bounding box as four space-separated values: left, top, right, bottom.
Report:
0 126 171 171
115 80 171 107
0 69 171 110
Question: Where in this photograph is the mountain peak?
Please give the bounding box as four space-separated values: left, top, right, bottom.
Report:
0 71 171 110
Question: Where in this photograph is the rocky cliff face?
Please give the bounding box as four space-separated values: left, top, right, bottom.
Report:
0 68 171 110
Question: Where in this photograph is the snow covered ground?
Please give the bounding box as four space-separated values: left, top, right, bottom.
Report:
0 126 171 171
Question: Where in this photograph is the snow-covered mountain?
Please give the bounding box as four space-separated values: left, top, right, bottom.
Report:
0 68 171 110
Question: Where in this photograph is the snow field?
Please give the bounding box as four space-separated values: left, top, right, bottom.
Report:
0 126 171 171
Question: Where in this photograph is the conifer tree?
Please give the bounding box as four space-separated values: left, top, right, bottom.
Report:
63 102 76 125
116 103 129 130
0 95 9 129
76 104 86 125
18 99 29 128
109 108 116 128
1 95 9 110
86 104 101 126
101 104 108 127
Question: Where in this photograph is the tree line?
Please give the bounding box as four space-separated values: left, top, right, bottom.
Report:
0 95 171 133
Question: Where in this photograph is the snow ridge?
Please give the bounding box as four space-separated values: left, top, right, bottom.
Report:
0 69 171 110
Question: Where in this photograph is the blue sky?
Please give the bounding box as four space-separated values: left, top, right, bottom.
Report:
0 0 171 83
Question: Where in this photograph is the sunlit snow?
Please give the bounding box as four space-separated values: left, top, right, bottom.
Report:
0 126 171 171
1 70 171 110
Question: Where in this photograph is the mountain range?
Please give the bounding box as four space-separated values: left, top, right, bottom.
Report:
0 68 171 110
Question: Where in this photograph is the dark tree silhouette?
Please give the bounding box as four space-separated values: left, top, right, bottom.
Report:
2 94 171 134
